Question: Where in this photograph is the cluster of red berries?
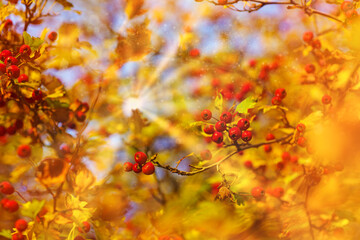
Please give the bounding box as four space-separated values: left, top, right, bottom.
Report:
271 88 286 105
215 81 253 102
11 219 28 240
201 109 253 144
251 186 285 199
341 1 358 20
0 119 24 137
123 152 155 175
0 181 19 213
258 60 280 81
302 31 321 49
296 123 308 148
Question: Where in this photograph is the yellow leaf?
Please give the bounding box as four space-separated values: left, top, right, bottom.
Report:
125 0 147 19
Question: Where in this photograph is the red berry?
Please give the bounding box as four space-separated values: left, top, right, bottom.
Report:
201 109 212 120
203 124 215 134
0 181 14 194
341 1 353 11
142 162 155 175
6 65 20 78
312 39 321 49
17 144 31 158
123 162 133 172
3 20 13 30
264 144 272 153
272 187 284 198
265 133 275 141
132 163 142 173
134 151 147 165
297 137 307 147
7 125 16 135
0 63 6 73
200 149 212 160
189 48 200 57
271 96 282 105
282 152 291 162
237 118 250 130
15 219 28 232
4 199 19 212
345 9 358 19
251 186 264 199
211 131 223 144
290 155 299 163
215 121 227 132
1 198 9 206
17 74 29 83
305 64 316 73
249 59 257 68
229 127 241 141
19 44 31 56
75 111 86 122
48 31 58 41
303 31 314 43
11 233 24 240
241 130 252 142
32 90 43 101
322 94 331 105
296 123 306 132
274 88 286 99
220 111 232 123
78 221 90 233
244 160 253 169
241 82 253 94
0 50 12 61
80 102 89 113
4 56 18 66
0 126 6 136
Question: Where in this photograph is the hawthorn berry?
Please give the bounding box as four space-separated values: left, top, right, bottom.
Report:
0 50 12 61
78 221 90 233
322 94 331 104
200 149 212 160
32 90 43 101
5 56 19 66
272 187 284 198
142 162 155 175
305 63 316 73
134 151 147 165
211 131 223 144
17 144 31 158
1 198 9 207
290 155 299 163
229 127 241 141
251 186 264 199
244 160 253 169
0 126 6 136
203 124 215 134
48 31 58 41
237 118 250 130
4 199 19 212
123 162 133 172
7 125 17 135
201 109 212 120
297 137 307 147
15 219 28 232
303 31 314 43
0 181 14 194
265 133 275 141
271 96 282 105
341 1 353 12
0 63 6 73
215 121 227 132
3 20 13 30
220 111 232 123
345 9 358 19
264 144 272 153
17 74 28 83
6 65 20 78
282 152 291 162
189 48 200 57
249 59 257 68
274 88 286 99
132 163 142 173
312 39 321 49
75 111 86 122
296 123 306 132
241 130 252 142
11 233 24 240
19 44 31 56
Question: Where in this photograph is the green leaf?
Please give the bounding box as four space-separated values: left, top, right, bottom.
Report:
46 99 70 108
0 229 11 239
215 92 223 111
21 199 45 219
236 97 257 114
23 31 33 46
23 31 44 51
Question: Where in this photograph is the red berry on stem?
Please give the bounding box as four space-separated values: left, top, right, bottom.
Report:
32 90 43 101
18 74 29 83
0 50 12 61
305 63 316 73
275 88 286 99
0 181 14 194
272 187 284 198
244 160 253 169
251 186 265 199
265 133 275 141
4 199 19 212
220 111 232 123
203 124 215 134
142 162 155 175
189 48 200 57
4 20 13 30
237 118 250 130
282 152 291 162
1 198 9 206
6 65 20 78
249 59 257 68
241 130 252 142
211 131 223 144
215 121 227 132
200 149 212 160
229 127 241 141
19 44 31 56
290 155 299 163
17 144 31 158
123 162 133 172
78 221 90 233
271 96 282 105
15 219 28 232
132 163 142 173
297 137 307 147
303 31 314 43
201 109 212 120
341 1 353 11
75 111 86 122
264 144 272 153
134 151 147 165
322 94 331 105
48 31 58 41
11 233 24 240
4 56 18 66
296 123 306 132
312 39 321 49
